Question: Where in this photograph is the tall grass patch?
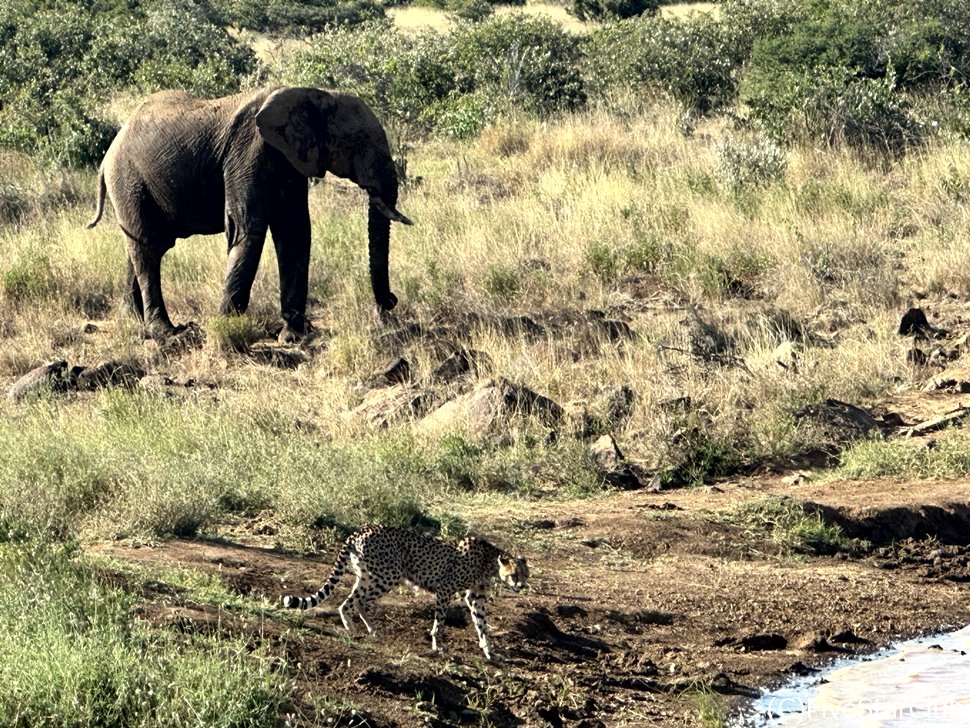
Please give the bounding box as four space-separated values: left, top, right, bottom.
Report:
0 391 434 541
0 540 286 727
838 429 970 480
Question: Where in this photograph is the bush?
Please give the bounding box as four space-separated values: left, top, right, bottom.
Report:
715 135 788 190
282 24 454 131
283 16 585 134
0 0 255 165
571 0 657 23
0 540 287 726
449 14 586 116
740 0 969 149
583 14 739 113
214 0 385 34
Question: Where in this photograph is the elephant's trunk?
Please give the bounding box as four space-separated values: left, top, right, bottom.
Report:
368 204 395 311
366 166 408 312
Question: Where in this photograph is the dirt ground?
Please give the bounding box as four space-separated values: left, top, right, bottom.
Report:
89 462 970 727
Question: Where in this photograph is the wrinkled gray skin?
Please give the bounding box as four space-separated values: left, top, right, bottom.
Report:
88 86 411 342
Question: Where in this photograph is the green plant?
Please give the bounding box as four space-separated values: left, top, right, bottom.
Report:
738 0 968 150
0 539 287 726
2 249 56 301
583 14 739 113
715 135 788 190
571 0 657 22
0 0 255 165
718 495 863 555
482 264 520 300
448 14 586 116
446 0 494 22
208 314 263 353
584 243 621 281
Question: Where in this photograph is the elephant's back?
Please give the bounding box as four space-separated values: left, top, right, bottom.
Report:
104 91 237 239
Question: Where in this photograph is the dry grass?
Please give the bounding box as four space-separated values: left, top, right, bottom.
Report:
1 92 968 538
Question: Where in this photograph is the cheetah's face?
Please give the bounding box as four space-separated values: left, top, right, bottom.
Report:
498 555 529 592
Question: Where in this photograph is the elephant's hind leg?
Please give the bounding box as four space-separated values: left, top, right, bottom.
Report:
125 234 177 339
125 255 144 320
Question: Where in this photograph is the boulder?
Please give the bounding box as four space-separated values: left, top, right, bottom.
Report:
432 349 491 383
8 360 77 402
419 377 562 436
75 361 146 390
589 435 624 471
794 399 887 445
345 384 424 428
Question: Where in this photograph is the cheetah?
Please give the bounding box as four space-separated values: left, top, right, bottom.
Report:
281 525 528 662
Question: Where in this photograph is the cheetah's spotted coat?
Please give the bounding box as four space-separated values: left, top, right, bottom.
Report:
282 526 528 661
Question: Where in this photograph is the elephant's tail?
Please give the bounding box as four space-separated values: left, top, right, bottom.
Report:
86 167 106 229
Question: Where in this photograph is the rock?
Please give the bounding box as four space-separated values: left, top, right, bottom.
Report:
603 468 644 490
773 341 800 372
248 344 309 369
902 406 970 437
794 399 887 445
907 346 928 366
345 384 424 428
898 308 946 338
497 315 545 339
590 435 624 471
382 356 411 385
75 361 146 390
8 360 78 402
419 377 562 436
738 633 788 652
601 385 636 427
781 470 812 486
364 356 411 387
432 349 490 383
829 629 871 646
587 311 637 342
792 630 838 652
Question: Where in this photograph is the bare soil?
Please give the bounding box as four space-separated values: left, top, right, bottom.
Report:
89 466 970 727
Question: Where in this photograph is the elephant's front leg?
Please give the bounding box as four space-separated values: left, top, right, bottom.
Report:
220 214 268 319
270 198 311 344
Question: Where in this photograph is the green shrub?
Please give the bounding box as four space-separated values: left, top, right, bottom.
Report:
215 0 385 34
482 264 520 300
209 314 263 353
583 14 739 113
571 0 657 22
0 540 287 726
284 16 585 135
283 24 455 131
0 0 255 165
715 135 788 190
449 14 586 116
446 0 494 22
739 0 969 150
2 250 57 302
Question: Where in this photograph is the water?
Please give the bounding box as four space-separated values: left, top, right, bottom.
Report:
736 626 970 726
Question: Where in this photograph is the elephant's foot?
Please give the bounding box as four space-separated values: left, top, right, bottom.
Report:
278 319 312 345
149 321 204 353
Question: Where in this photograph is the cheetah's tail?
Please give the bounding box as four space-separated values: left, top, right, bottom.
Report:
281 541 352 610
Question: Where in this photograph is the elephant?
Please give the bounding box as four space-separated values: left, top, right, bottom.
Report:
87 86 412 342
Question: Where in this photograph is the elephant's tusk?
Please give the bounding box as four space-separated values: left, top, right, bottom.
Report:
370 196 413 225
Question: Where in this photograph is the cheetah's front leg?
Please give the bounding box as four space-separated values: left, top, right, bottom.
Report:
429 593 451 652
465 590 502 663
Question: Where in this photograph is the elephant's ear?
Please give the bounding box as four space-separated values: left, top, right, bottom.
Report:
255 87 337 178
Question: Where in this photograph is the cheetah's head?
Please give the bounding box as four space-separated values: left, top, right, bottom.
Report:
498 555 529 592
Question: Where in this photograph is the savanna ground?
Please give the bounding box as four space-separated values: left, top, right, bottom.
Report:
3 1 970 726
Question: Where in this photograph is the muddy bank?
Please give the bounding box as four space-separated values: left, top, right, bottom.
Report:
88 474 970 727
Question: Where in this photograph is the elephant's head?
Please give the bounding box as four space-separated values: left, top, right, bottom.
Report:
254 86 411 312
